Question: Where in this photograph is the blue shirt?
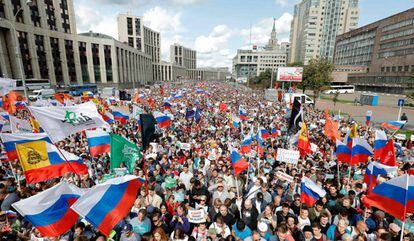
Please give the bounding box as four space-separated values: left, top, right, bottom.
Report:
232 224 252 240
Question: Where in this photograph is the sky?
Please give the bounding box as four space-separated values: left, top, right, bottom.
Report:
73 0 414 69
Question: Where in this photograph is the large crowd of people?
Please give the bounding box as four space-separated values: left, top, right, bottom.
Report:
0 81 413 241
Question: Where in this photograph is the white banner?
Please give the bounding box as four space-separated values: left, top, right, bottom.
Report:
276 171 294 183
188 209 207 223
276 67 303 82
28 101 110 143
276 148 300 164
10 116 32 133
0 78 17 95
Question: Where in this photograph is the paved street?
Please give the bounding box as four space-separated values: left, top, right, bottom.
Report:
316 98 414 129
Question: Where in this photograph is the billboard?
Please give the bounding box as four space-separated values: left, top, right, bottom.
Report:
277 67 303 82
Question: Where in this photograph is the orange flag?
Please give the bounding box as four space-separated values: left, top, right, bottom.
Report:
324 110 341 142
54 93 73 104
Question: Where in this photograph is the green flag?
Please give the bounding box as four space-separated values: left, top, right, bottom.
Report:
110 134 142 173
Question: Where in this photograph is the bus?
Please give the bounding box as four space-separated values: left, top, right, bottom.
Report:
323 85 355 94
69 84 98 96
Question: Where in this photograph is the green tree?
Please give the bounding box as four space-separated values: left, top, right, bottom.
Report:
250 69 272 89
332 92 340 111
302 58 334 105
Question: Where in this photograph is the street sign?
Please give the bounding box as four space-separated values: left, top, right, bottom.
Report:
398 99 405 107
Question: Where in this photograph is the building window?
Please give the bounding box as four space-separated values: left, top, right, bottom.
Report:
381 67 385 73
65 40 76 83
17 31 33 79
104 45 112 82
12 0 24 23
78 41 89 82
0 1 5 18
91 43 101 82
35 35 48 79
391 66 396 72
135 18 141 36
50 37 63 84
30 3 41 27
127 17 133 35
404 65 409 72
45 0 57 30
60 0 71 33
128 37 133 47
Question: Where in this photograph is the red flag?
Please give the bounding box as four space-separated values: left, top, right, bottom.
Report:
275 82 279 89
324 110 341 142
160 85 164 95
379 140 396 166
133 90 140 104
148 98 156 109
219 103 227 113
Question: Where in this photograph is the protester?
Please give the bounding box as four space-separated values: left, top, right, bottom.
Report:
0 81 412 241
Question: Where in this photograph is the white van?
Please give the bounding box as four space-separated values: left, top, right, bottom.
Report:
29 89 55 101
283 93 314 107
100 87 118 98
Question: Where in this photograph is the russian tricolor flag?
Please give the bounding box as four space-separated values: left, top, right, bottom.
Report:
154 111 171 128
164 101 172 111
12 182 86 237
260 127 270 139
230 147 249 175
100 111 114 124
374 130 387 159
301 177 327 207
71 175 141 236
231 116 240 128
86 130 110 157
241 132 253 154
111 107 130 124
256 130 265 157
271 127 280 138
365 110 372 126
363 174 414 221
239 108 247 121
364 161 397 192
336 139 351 163
350 137 374 165
381 121 406 131
0 133 51 161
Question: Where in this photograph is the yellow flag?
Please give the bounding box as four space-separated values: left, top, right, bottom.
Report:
16 140 51 171
349 123 358 139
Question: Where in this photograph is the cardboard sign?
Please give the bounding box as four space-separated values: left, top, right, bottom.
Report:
276 149 300 164
276 171 294 183
180 143 191 151
188 209 207 224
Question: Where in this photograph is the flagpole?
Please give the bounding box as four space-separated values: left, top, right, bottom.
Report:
53 143 82 187
235 176 242 218
245 154 251 191
400 174 409 241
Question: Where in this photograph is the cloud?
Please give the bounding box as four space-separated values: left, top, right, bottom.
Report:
240 12 293 46
275 0 289 6
193 25 234 68
143 6 183 32
194 25 233 54
75 5 118 38
170 0 206 4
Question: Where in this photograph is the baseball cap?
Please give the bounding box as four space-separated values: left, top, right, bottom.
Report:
124 224 133 232
258 222 268 233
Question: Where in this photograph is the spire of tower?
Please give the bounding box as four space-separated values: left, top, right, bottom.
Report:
272 17 276 32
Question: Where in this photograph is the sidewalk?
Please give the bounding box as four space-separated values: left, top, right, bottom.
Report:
316 99 414 129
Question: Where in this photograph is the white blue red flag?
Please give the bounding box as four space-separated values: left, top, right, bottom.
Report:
350 137 373 165
71 175 141 236
12 182 86 237
363 174 414 221
86 130 110 157
301 177 326 207
374 130 387 159
0 132 51 160
153 111 171 128
364 161 397 192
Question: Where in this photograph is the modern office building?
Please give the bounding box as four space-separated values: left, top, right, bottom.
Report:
117 13 160 63
289 0 359 65
170 43 197 69
188 67 230 82
232 20 287 80
333 8 414 93
153 61 187 82
0 0 153 88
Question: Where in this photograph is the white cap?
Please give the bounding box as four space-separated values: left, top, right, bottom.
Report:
258 222 268 233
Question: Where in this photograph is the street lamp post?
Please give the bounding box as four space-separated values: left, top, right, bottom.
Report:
0 0 33 100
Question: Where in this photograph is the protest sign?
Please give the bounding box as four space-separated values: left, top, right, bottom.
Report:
276 148 300 164
276 171 294 183
188 209 207 223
